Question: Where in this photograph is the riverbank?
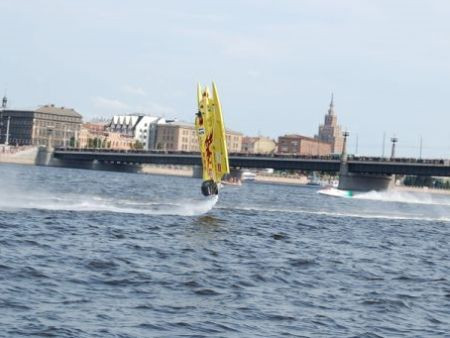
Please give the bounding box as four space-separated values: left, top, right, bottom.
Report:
254 173 308 185
138 166 310 185
139 164 194 177
0 146 39 165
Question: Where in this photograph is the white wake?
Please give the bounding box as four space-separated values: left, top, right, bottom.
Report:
318 187 450 206
0 192 218 216
354 189 450 206
216 204 450 222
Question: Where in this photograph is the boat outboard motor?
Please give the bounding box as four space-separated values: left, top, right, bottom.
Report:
201 180 219 196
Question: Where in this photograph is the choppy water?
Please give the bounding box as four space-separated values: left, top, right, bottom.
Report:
0 164 449 337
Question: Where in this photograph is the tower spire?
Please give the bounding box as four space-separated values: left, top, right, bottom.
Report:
328 92 335 115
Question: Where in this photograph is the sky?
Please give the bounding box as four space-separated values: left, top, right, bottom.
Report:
1 0 450 157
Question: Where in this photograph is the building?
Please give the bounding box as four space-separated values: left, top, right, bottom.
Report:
108 115 141 137
108 115 168 150
277 134 332 156
78 122 107 148
83 121 107 135
154 121 243 152
316 94 344 154
155 121 197 151
136 116 167 150
107 114 242 152
226 130 243 153
0 99 82 147
79 122 133 150
106 132 134 150
242 136 277 154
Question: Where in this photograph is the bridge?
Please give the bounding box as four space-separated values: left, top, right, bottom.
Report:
52 149 450 177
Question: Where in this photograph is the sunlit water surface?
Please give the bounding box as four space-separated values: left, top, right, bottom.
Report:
0 164 449 337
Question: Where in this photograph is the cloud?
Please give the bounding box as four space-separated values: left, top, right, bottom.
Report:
136 101 177 117
91 96 177 118
247 70 261 78
92 96 130 112
175 28 283 60
122 84 147 96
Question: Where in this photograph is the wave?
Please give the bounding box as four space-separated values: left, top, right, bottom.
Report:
0 192 218 216
216 205 450 222
354 190 450 206
319 188 450 206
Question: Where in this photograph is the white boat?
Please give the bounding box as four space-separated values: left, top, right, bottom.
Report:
241 171 256 181
318 187 354 198
221 179 242 186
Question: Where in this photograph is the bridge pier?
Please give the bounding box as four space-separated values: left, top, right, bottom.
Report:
337 132 393 192
36 146 53 166
338 171 393 191
193 165 203 178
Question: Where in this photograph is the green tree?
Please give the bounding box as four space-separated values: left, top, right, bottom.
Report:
133 140 144 150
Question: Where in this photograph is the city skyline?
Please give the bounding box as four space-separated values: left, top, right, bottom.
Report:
0 93 435 159
1 1 450 157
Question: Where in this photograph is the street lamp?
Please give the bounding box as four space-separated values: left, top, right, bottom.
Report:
65 128 74 148
0 110 3 143
5 116 10 145
47 125 55 150
391 136 398 160
342 131 349 157
63 125 67 148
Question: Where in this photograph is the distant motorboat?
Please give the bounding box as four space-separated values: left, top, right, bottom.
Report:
318 187 354 198
241 171 256 181
221 179 242 187
222 174 242 186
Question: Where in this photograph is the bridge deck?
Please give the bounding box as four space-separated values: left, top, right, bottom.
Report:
53 150 450 177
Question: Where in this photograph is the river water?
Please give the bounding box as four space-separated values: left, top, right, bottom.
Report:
0 164 449 337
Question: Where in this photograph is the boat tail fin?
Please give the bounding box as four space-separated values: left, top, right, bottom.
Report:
211 82 230 180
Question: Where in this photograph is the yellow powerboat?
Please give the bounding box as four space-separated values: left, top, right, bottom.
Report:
195 82 230 196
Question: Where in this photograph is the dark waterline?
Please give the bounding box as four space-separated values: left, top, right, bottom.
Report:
0 164 449 337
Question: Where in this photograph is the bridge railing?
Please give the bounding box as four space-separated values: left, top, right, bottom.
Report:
54 147 449 165
54 148 343 160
